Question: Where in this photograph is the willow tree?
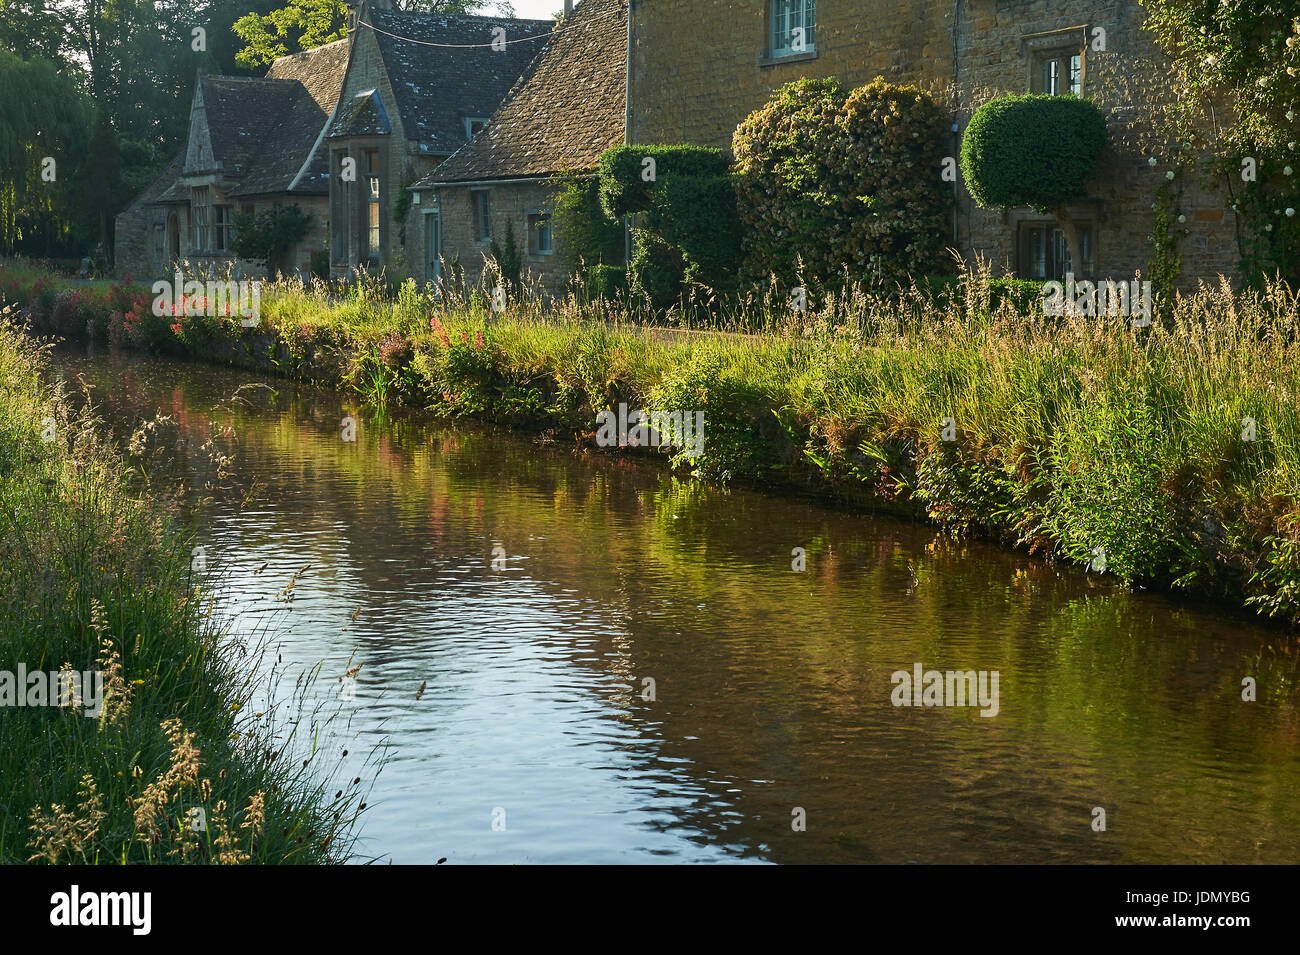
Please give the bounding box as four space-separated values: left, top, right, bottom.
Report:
0 48 91 255
960 93 1108 277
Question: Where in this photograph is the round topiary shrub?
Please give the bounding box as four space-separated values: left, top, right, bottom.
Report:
960 93 1108 212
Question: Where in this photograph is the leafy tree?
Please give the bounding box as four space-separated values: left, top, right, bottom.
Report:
233 0 348 68
231 204 312 277
960 93 1107 278
0 48 93 255
1143 0 1300 284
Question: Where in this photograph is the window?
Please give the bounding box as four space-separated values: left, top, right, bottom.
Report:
464 117 488 139
367 149 381 259
191 186 212 251
471 190 491 242
771 0 816 57
527 211 552 255
215 206 235 252
1034 50 1083 96
1019 222 1094 280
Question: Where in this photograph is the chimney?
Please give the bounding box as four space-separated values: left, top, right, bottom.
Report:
564 0 573 17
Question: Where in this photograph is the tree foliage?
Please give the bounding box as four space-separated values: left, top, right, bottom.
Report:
231 204 312 276
960 93 1107 277
1143 0 1300 284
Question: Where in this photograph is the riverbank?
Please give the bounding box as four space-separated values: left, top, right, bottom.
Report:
0 311 362 863
4 261 1299 626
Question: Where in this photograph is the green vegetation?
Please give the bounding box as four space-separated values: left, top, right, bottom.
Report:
960 93 1108 276
6 259 1299 625
231 204 313 278
732 76 953 296
1144 0 1300 285
596 144 742 306
0 304 364 863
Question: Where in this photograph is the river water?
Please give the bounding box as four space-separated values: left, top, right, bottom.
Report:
56 347 1300 864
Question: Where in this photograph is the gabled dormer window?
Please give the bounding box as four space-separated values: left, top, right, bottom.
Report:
771 0 816 58
465 117 488 140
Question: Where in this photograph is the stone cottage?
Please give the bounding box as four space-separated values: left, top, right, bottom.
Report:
114 38 350 280
115 0 550 281
327 0 550 277
626 0 1238 285
409 0 628 292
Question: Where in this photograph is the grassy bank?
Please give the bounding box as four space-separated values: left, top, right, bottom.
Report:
4 259 1300 626
0 310 363 863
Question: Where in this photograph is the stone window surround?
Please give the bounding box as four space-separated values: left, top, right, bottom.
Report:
760 0 818 68
1010 207 1100 280
1020 25 1091 95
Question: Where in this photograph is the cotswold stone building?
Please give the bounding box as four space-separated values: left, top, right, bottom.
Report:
410 0 627 290
115 0 548 281
627 0 1237 285
119 0 1240 288
114 39 350 280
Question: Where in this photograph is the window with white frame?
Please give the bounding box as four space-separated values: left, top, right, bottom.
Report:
771 0 816 57
1033 49 1083 96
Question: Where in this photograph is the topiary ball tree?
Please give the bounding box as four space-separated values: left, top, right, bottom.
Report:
960 94 1108 278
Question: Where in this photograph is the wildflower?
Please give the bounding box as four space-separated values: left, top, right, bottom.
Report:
1147 156 1157 166
1165 170 1176 180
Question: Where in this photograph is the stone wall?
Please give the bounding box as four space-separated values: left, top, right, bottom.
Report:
629 0 1239 285
417 180 569 293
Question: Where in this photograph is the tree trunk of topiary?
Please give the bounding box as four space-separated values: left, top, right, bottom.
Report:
1052 206 1085 280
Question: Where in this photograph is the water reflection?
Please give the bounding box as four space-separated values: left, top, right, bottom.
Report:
58 348 1300 864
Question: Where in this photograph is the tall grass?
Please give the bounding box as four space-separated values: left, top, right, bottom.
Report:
0 311 367 863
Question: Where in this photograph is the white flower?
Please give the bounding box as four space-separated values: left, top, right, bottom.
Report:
1289 110 1297 121
1148 156 1158 166
1290 142 1297 150
1288 208 1297 217
1286 165 1294 175
1151 202 1158 210
1266 224 1274 231
1178 214 1186 222
1166 170 1176 180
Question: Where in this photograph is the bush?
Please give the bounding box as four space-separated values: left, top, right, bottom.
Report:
733 76 953 293
960 94 1108 212
629 230 686 311
646 174 743 292
231 205 312 278
551 175 625 270
597 145 732 220
585 264 626 300
916 275 1047 314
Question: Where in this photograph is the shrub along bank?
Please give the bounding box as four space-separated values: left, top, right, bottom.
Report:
0 306 363 863
3 263 1300 627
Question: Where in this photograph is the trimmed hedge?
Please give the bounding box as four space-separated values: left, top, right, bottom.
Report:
960 94 1108 212
597 145 733 220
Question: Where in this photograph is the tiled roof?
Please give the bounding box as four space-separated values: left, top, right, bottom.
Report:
232 39 350 196
344 9 552 155
421 0 626 185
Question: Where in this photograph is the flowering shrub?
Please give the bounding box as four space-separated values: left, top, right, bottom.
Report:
733 77 953 294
